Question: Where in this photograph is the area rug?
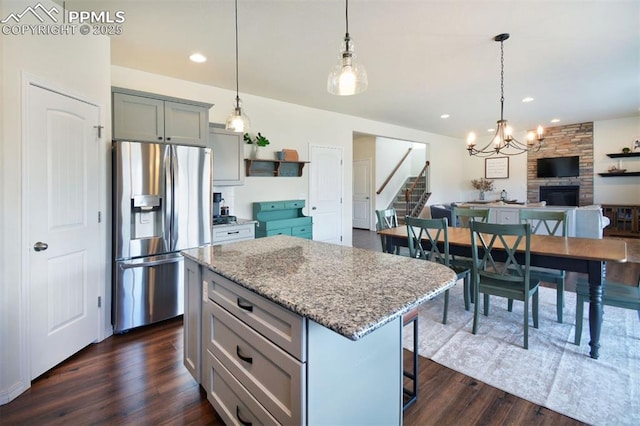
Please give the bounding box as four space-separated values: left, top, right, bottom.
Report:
404 284 640 425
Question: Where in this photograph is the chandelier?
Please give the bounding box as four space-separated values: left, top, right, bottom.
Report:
466 33 543 157
327 0 368 96
225 0 250 133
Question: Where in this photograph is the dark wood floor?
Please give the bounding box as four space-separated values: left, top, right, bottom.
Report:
0 316 582 426
2 229 635 425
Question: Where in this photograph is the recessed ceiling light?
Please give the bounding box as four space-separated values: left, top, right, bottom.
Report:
522 97 534 103
189 53 207 63
550 118 560 123
440 114 450 119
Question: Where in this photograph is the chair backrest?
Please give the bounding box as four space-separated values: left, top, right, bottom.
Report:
469 221 532 286
405 216 450 266
375 208 399 232
453 207 491 228
519 209 568 236
376 208 399 253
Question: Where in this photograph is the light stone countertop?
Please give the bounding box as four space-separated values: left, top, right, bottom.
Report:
181 235 457 341
212 217 256 228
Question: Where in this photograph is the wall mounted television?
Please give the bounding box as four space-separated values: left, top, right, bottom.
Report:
536 156 580 178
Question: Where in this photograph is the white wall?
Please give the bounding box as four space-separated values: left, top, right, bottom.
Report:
1 0 111 403
594 117 640 204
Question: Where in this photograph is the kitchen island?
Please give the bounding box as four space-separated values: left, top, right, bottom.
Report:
182 235 456 425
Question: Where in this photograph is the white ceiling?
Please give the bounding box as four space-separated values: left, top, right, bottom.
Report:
66 0 639 139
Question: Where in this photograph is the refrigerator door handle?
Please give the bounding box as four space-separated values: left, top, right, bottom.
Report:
170 145 179 251
164 147 174 251
118 255 183 270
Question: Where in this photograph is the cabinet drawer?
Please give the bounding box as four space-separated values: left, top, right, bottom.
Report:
204 269 306 360
212 224 255 244
264 228 292 237
497 209 519 224
205 350 279 426
291 225 311 237
256 201 286 211
205 302 305 425
261 216 311 230
284 200 305 209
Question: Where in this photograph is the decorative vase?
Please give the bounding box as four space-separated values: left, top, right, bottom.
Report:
479 191 485 200
250 144 258 159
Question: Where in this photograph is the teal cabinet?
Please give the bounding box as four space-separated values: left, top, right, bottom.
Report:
253 200 313 239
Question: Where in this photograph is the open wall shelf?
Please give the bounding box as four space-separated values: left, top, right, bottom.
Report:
245 159 309 177
606 152 640 158
598 171 640 177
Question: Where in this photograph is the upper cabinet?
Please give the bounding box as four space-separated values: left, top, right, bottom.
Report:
112 87 212 147
209 125 244 186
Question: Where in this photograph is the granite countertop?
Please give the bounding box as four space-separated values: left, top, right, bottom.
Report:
182 235 457 341
212 218 257 228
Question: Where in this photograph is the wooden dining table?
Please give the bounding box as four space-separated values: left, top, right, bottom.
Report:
378 226 628 359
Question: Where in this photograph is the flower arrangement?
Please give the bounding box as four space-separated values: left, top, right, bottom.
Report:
243 132 270 147
471 177 494 192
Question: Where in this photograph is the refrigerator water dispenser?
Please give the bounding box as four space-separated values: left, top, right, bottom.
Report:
131 195 163 239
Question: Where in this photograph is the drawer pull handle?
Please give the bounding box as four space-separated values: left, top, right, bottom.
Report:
236 406 252 426
237 298 253 312
236 346 253 364
228 231 240 235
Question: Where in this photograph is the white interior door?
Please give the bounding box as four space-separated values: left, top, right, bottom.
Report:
27 84 101 379
352 159 371 230
309 145 343 244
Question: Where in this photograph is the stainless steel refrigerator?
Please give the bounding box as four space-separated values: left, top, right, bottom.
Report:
112 141 211 333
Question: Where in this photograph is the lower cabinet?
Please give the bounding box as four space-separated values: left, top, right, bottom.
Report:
212 221 256 245
186 259 402 425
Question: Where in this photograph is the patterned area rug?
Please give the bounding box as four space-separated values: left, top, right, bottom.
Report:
405 284 640 425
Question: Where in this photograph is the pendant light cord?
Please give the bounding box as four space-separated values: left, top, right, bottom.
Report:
499 38 504 121
344 0 350 50
234 0 240 105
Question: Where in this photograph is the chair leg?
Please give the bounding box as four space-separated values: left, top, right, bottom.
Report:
473 290 480 335
574 292 584 345
463 273 471 311
483 294 490 316
524 297 529 350
556 279 564 324
507 299 514 312
533 290 539 329
442 289 450 324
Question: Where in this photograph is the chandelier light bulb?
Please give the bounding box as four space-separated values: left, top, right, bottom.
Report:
467 132 477 147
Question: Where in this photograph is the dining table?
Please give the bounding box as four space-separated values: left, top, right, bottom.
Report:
378 225 628 359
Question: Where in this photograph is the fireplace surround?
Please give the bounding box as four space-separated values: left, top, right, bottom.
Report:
540 185 580 206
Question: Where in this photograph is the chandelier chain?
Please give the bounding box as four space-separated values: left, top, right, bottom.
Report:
500 38 504 120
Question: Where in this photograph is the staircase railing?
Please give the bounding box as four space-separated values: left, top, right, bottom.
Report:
376 148 412 195
405 161 431 217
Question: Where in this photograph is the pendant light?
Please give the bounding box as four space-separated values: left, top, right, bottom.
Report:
466 33 543 157
225 0 250 133
327 0 368 96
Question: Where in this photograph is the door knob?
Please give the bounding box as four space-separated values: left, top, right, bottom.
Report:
312 206 317 210
33 242 48 252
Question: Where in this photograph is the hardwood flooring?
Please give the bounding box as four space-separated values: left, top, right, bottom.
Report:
0 316 582 426
3 229 633 425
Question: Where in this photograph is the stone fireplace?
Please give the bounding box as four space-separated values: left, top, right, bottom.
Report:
539 185 580 206
527 122 593 206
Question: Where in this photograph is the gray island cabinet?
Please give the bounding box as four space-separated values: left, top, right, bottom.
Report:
182 235 456 425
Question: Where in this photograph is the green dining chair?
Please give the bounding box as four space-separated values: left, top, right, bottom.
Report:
453 207 491 228
574 274 640 345
406 216 472 323
470 221 541 349
517 209 568 323
375 208 401 255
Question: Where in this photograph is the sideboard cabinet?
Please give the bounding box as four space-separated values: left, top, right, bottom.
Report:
602 204 640 237
253 200 313 239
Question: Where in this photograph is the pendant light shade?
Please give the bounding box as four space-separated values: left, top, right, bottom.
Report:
226 0 250 133
327 0 368 96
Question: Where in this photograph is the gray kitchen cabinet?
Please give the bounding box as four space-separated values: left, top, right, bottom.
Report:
183 258 202 384
209 125 244 186
212 220 255 245
112 87 212 146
